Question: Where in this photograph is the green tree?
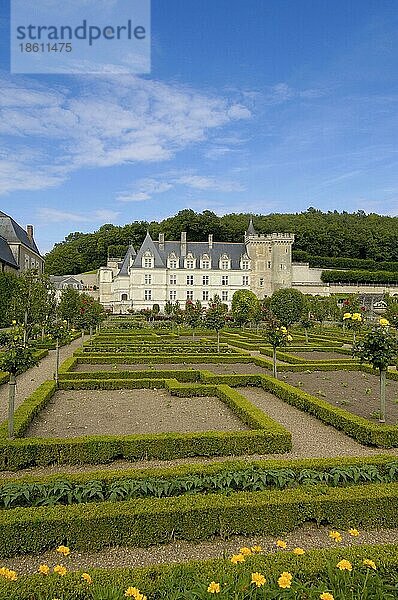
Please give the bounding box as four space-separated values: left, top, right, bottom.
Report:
353 321 398 423
74 294 106 332
0 272 19 327
15 272 56 342
385 294 398 329
262 313 293 378
204 295 227 353
58 288 82 326
184 300 203 338
269 288 305 327
231 290 260 327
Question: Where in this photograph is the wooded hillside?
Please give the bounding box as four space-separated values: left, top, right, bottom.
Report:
44 208 398 275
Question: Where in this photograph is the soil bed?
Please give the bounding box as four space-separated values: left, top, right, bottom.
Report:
73 363 272 374
26 389 248 438
281 370 398 425
288 351 352 361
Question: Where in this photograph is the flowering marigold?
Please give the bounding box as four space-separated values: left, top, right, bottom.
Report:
329 530 342 542
348 528 359 537
56 545 70 557
352 313 362 321
278 571 292 589
207 581 221 593
251 545 262 553
343 312 352 320
293 547 305 555
363 559 377 570
239 546 252 556
53 565 67 576
81 572 93 584
336 559 352 572
38 564 50 575
0 567 17 581
320 593 334 600
230 553 245 564
275 539 287 549
379 318 390 326
251 572 266 587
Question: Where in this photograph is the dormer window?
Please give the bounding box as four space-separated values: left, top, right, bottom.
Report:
201 253 211 269
142 251 153 269
185 253 196 269
220 254 230 270
167 252 179 269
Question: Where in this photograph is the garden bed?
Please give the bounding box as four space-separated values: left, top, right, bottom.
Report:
281 370 398 425
26 389 248 438
72 363 272 374
288 351 351 361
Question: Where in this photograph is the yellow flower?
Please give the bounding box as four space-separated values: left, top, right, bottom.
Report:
275 539 287 549
207 581 221 593
293 547 305 555
336 559 352 572
343 312 352 320
278 571 292 589
348 528 359 537
53 565 67 576
239 546 252 556
125 588 141 598
251 572 266 587
230 553 245 564
56 545 70 556
320 593 334 600
352 313 362 321
12 320 17 325
81 572 93 584
329 530 342 542
38 564 50 575
251 545 262 553
287 334 293 341
379 318 390 326
0 567 17 581
363 559 377 570
280 326 287 333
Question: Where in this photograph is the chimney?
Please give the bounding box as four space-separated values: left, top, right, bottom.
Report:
158 232 165 250
180 231 187 257
26 225 34 242
208 234 213 249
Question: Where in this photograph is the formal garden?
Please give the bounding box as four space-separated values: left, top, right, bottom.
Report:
0 283 398 599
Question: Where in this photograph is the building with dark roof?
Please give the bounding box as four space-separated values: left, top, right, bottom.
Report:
99 222 295 312
0 211 44 274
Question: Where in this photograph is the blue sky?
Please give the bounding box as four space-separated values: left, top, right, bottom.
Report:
0 0 398 253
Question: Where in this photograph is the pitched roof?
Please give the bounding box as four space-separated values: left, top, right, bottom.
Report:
246 218 257 235
118 244 137 276
126 233 247 270
0 211 41 255
0 236 18 269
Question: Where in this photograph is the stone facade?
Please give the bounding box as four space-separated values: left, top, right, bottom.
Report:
0 212 44 274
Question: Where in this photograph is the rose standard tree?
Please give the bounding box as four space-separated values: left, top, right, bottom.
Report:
204 295 227 353
353 319 398 423
0 325 39 438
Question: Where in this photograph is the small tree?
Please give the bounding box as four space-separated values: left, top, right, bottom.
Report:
204 295 227 352
231 290 260 328
58 288 81 326
46 320 72 384
184 300 203 339
353 319 398 423
0 326 39 438
263 316 293 378
269 288 305 328
342 311 363 344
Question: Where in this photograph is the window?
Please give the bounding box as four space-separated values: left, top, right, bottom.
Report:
186 290 194 300
259 278 264 287
187 275 194 285
221 291 228 302
121 293 128 301
186 259 195 269
144 290 152 300
169 290 176 301
220 260 229 270
169 275 176 285
144 274 152 284
169 259 178 269
280 263 285 270
202 290 209 301
202 260 210 269
242 260 249 270
267 261 271 269
203 275 209 286
143 252 153 269
242 275 249 286
221 275 229 286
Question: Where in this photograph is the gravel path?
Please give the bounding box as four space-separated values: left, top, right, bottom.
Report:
238 387 398 458
0 337 83 423
5 524 398 575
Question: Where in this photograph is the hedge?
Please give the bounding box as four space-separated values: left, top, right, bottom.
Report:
321 269 398 284
0 379 291 470
0 543 398 600
293 249 398 272
1 482 398 557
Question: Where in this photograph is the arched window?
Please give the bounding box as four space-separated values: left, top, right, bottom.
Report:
201 253 211 269
121 293 128 301
219 254 230 270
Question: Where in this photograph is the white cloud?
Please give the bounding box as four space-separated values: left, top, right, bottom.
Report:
37 207 119 223
0 74 251 195
176 174 243 192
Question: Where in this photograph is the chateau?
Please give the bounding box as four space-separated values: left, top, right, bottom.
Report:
99 220 296 312
0 211 44 274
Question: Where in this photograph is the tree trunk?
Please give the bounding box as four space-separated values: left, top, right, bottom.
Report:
81 330 84 347
217 330 220 353
305 329 308 344
55 338 60 385
41 326 45 341
273 347 277 379
8 373 16 439
23 310 28 346
89 325 93 338
379 369 386 423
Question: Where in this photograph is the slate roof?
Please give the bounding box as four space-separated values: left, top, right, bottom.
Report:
0 236 18 269
0 211 41 255
118 244 137 276
50 275 83 289
127 233 248 270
